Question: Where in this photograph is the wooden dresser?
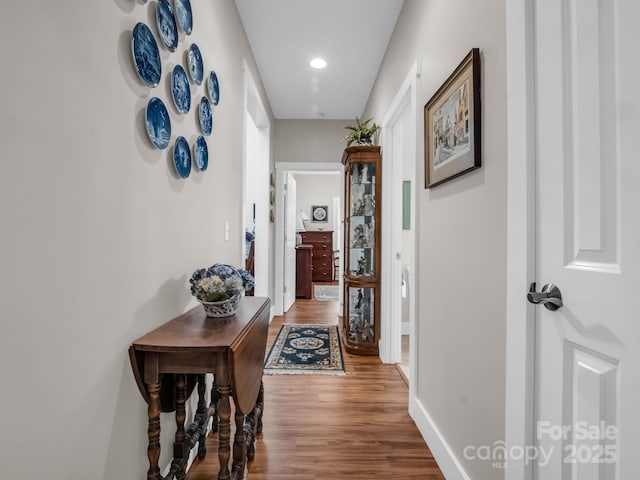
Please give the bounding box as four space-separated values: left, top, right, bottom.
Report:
301 230 334 282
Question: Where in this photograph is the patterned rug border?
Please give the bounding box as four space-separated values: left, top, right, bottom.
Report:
264 324 346 376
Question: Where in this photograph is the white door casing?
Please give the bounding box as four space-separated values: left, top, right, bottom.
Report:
283 173 297 312
242 60 271 298
380 61 419 371
506 1 640 478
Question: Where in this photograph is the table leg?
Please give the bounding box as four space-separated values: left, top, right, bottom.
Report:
216 362 231 480
211 376 219 433
196 374 208 459
244 380 264 462
173 374 187 480
232 409 247 478
146 381 162 480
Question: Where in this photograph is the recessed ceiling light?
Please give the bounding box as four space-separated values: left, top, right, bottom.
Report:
310 58 327 69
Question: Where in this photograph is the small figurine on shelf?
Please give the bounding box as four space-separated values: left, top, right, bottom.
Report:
362 193 374 216
352 224 367 248
352 197 364 216
361 164 370 183
356 255 368 276
355 288 364 310
351 163 362 184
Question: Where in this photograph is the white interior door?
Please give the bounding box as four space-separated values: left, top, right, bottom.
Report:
533 0 639 477
283 173 297 312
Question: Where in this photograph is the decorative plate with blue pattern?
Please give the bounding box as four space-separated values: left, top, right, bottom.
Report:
187 44 204 85
208 70 220 105
173 136 192 178
174 0 193 35
145 97 171 149
194 136 208 171
155 0 178 52
171 65 191 114
131 23 161 87
199 97 212 136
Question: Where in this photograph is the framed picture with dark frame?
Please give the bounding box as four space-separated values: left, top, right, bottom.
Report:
311 205 328 222
424 48 481 188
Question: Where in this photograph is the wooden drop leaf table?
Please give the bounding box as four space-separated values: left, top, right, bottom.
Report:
129 296 270 480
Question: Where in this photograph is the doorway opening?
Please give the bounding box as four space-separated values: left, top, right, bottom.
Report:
243 61 270 298
274 162 344 315
380 61 419 400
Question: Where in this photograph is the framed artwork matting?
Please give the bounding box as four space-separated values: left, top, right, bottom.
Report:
424 48 481 188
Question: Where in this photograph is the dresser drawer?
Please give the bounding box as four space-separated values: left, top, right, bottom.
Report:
308 246 332 258
300 231 333 244
312 268 333 282
301 231 333 281
312 257 332 271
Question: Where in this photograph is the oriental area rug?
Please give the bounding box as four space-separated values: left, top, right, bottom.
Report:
264 324 345 375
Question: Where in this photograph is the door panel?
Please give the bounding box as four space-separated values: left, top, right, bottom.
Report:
534 0 639 478
561 0 619 271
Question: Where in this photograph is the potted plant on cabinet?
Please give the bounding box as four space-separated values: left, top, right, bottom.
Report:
341 117 380 146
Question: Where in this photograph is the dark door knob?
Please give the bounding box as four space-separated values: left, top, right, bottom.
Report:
527 282 563 311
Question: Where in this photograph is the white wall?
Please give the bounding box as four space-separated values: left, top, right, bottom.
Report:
363 1 507 479
294 174 341 231
245 115 258 231
274 119 347 164
0 1 271 478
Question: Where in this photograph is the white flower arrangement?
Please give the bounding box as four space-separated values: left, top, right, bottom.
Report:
189 264 254 303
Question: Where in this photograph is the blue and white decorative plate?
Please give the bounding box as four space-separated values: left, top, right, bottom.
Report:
155 0 178 52
131 23 161 87
174 0 193 35
208 70 220 105
145 97 171 149
171 65 191 114
199 97 212 136
173 136 192 178
187 44 204 85
194 136 208 171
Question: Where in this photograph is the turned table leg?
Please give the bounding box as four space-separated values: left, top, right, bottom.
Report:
173 374 187 480
211 375 220 433
245 380 264 462
232 409 247 478
216 359 231 480
146 381 162 480
195 374 208 459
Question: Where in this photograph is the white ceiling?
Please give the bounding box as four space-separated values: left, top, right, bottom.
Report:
234 0 405 120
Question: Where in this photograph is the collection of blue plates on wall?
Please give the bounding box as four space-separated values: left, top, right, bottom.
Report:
131 0 221 179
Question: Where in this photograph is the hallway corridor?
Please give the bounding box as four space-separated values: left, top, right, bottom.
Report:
186 299 444 479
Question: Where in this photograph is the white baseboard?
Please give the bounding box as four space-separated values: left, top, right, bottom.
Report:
410 396 471 480
270 305 276 323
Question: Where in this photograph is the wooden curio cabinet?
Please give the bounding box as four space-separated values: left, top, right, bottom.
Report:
341 145 381 355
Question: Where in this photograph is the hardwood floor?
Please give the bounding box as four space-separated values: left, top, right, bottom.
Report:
186 299 445 480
